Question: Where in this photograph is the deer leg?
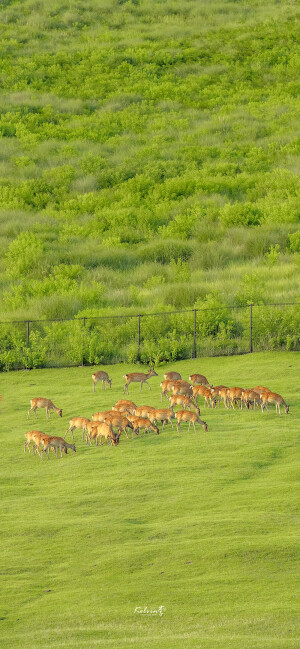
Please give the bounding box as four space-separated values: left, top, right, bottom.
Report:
193 422 196 433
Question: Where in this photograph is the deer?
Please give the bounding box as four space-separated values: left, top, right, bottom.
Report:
189 374 210 387
160 379 178 401
192 385 216 408
104 414 134 439
260 391 289 415
92 371 112 392
210 386 228 407
153 408 175 429
31 432 57 458
27 398 62 420
175 410 208 433
123 368 158 394
85 420 100 444
227 387 245 410
42 436 76 458
171 381 193 398
241 389 262 411
66 416 90 441
92 410 117 423
252 386 272 397
169 394 200 414
164 371 182 381
134 405 157 419
96 422 120 446
216 387 230 409
113 399 137 412
131 417 159 436
24 430 45 454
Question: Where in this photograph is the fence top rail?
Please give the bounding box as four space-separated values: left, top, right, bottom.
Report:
0 302 298 326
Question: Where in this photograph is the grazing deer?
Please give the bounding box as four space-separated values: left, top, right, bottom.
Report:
66 416 90 440
153 408 175 429
97 422 120 446
175 410 208 433
131 417 159 436
228 387 245 410
92 371 112 392
92 410 117 423
104 414 134 439
164 371 182 381
241 389 262 410
252 386 272 397
189 374 210 387
171 381 193 397
27 398 62 420
192 385 216 408
24 430 45 454
134 405 157 419
169 394 200 413
30 432 56 458
85 420 100 444
123 368 158 394
260 391 289 415
113 399 137 411
217 387 230 409
210 386 228 407
160 379 178 401
42 436 76 458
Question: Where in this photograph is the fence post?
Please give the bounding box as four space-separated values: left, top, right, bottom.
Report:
26 320 30 348
249 304 253 353
137 314 141 362
82 317 86 366
192 309 197 358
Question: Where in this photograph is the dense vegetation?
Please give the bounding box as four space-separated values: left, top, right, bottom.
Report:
1 353 299 649
0 0 299 366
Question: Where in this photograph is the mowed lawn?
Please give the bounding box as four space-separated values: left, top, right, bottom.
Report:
0 352 299 649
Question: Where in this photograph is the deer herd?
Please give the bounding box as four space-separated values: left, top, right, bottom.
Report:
24 368 290 460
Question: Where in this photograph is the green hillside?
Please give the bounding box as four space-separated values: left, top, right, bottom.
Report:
0 0 299 335
0 353 299 648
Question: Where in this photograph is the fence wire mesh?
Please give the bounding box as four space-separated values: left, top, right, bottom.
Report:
0 303 298 370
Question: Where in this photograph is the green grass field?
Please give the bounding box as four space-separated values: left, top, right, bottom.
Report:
1 352 299 648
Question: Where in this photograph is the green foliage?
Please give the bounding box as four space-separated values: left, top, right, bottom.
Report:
289 230 300 253
4 232 44 279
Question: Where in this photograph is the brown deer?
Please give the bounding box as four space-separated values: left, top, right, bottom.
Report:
131 417 159 436
210 386 228 407
241 389 262 410
104 414 134 439
24 430 45 454
160 379 178 401
123 368 158 394
97 422 120 446
192 385 216 408
164 371 182 381
169 394 200 413
260 391 289 415
227 387 245 410
189 374 210 387
66 416 90 440
175 410 208 433
153 408 175 429
171 380 193 397
92 410 117 423
92 371 112 392
42 436 76 458
134 405 157 419
27 398 62 420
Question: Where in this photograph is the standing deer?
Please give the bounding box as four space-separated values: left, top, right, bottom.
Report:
164 371 182 381
192 385 216 408
189 374 210 387
160 379 178 401
92 371 112 392
123 368 158 394
169 394 200 413
260 391 289 415
42 436 76 458
175 410 208 433
27 398 62 420
66 416 90 440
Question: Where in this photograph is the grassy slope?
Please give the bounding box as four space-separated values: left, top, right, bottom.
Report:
0 0 299 321
1 352 299 648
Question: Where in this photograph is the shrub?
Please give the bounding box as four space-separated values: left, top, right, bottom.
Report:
289 230 300 253
219 202 263 227
4 232 44 279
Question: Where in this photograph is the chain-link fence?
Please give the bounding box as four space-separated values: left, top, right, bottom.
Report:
0 303 298 370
